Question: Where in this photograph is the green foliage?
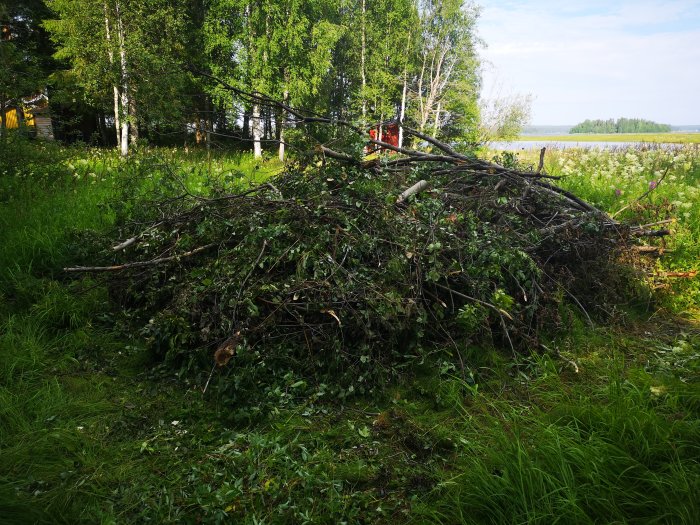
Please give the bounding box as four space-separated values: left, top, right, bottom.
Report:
0 1 50 135
93 154 642 403
0 142 699 524
546 145 700 309
37 0 481 152
571 118 672 134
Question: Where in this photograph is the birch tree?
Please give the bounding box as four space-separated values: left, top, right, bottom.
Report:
46 0 191 154
412 0 480 139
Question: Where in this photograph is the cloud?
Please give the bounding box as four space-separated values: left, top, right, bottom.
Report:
477 0 700 124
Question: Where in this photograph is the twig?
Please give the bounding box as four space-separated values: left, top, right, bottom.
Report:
612 167 669 218
231 239 268 325
632 218 674 230
433 282 513 321
112 221 164 251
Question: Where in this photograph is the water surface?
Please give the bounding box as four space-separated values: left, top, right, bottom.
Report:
490 140 688 151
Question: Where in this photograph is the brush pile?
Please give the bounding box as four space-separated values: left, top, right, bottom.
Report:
66 99 662 391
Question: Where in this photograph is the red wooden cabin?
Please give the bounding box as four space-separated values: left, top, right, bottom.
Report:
368 120 400 153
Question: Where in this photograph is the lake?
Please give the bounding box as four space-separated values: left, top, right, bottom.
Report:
489 140 692 151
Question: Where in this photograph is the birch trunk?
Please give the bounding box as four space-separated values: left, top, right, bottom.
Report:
432 101 441 138
252 102 262 158
278 89 288 162
103 2 121 150
360 0 367 125
398 69 408 148
417 51 427 133
115 0 129 156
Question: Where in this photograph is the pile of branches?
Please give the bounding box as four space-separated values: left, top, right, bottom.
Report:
66 89 666 390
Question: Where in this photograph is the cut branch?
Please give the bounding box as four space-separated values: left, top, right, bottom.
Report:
65 243 217 272
396 180 430 204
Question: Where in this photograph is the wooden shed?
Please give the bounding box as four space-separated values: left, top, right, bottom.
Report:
2 93 54 139
368 120 400 152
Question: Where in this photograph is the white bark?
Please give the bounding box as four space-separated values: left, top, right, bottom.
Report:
115 0 129 156
398 69 408 148
278 89 288 162
417 51 427 132
360 0 367 124
396 180 430 204
432 101 441 138
252 102 262 158
103 2 121 150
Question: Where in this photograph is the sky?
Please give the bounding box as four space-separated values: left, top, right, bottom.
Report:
477 0 700 125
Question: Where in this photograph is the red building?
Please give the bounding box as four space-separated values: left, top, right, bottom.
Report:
368 120 400 152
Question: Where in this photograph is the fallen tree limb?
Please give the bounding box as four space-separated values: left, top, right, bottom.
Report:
656 270 697 279
396 180 430 204
633 245 672 254
65 243 218 272
632 229 671 237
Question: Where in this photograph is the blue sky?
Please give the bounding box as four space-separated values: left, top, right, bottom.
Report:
478 0 700 124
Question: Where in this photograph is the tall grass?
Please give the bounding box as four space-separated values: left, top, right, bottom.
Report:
502 144 700 309
1 140 698 524
0 140 282 523
416 368 699 524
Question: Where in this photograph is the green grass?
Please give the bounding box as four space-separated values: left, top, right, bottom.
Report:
517 133 700 144
1 141 699 524
492 144 700 310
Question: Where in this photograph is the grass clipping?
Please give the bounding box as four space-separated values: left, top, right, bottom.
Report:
68 143 646 388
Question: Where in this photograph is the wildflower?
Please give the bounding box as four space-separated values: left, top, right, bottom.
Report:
614 188 622 196
649 180 657 190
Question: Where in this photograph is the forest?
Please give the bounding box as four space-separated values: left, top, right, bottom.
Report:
1 1 699 524
3 0 483 156
570 117 672 134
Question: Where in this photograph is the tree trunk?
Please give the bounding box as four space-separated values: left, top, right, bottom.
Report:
115 0 129 156
252 102 262 158
264 107 271 140
113 86 122 150
398 65 408 148
195 110 204 144
432 101 441 138
417 51 427 134
360 0 367 125
103 2 121 151
278 89 288 162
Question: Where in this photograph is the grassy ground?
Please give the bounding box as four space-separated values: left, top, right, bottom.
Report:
518 133 700 144
1 139 699 524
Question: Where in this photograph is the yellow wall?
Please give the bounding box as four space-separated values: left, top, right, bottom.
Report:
2 107 35 129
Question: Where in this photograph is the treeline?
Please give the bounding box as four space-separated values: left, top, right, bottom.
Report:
2 0 482 157
570 118 671 134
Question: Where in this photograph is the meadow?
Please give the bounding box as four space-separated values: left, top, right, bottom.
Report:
1 137 698 524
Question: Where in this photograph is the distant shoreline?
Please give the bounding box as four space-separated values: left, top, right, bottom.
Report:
516 133 700 144
521 125 700 136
